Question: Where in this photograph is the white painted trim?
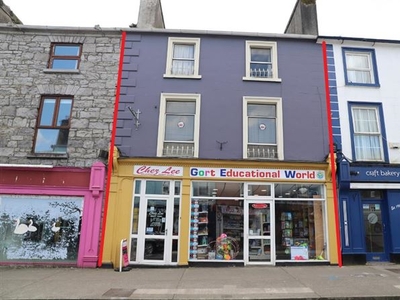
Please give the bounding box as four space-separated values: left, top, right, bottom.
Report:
0 164 53 168
157 93 201 158
242 96 284 160
164 37 201 78
350 183 400 189
244 41 280 81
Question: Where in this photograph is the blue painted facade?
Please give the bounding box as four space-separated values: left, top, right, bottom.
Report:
116 31 329 161
322 37 400 264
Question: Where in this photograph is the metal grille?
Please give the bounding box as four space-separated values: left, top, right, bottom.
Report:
250 68 273 78
163 142 194 157
247 145 277 159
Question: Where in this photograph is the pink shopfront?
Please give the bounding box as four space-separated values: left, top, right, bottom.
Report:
0 162 105 267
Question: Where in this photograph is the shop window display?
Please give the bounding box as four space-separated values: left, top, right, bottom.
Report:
0 195 83 262
275 200 325 261
190 182 326 263
190 199 244 260
190 182 244 261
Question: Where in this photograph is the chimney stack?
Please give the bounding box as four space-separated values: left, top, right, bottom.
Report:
0 1 23 24
137 0 165 29
285 0 318 35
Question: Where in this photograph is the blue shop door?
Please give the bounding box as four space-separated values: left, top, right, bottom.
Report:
362 201 389 262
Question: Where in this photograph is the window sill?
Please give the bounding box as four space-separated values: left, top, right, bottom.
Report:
244 157 280 160
345 82 380 88
242 77 282 83
163 74 202 79
43 69 80 74
27 153 69 159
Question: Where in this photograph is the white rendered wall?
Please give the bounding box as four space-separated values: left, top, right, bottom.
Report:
330 40 400 163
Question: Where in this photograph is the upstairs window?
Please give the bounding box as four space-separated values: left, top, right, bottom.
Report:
157 93 201 158
48 44 82 70
34 96 73 154
349 104 385 161
164 37 201 79
243 97 283 159
244 41 280 82
342 48 379 86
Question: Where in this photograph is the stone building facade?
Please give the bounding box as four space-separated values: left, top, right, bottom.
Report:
0 24 121 267
0 25 120 167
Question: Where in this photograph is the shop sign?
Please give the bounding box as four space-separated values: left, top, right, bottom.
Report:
119 239 130 272
134 165 183 176
357 167 400 182
252 203 268 209
190 167 325 181
391 204 400 211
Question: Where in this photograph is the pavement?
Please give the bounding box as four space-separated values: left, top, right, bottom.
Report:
1 264 400 299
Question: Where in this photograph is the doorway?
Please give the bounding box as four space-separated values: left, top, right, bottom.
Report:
244 200 274 265
362 200 389 262
136 196 177 264
132 180 180 265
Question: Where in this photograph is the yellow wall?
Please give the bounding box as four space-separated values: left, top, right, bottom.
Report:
101 157 339 267
101 167 134 267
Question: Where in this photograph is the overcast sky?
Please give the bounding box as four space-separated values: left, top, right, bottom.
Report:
6 0 400 40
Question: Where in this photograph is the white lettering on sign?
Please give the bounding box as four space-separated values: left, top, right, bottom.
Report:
134 165 183 176
366 169 400 177
391 204 400 211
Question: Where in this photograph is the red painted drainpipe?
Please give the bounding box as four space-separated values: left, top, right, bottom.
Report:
322 41 342 267
97 31 127 267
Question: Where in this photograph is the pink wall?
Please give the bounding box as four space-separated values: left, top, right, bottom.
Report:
0 162 106 268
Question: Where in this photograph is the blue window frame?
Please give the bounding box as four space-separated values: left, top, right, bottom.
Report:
342 47 380 87
348 102 388 162
48 44 82 70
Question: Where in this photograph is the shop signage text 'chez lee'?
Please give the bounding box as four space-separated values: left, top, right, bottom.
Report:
133 166 325 181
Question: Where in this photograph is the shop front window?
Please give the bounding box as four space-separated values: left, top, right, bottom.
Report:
275 200 326 261
275 184 324 198
146 180 170 195
190 182 244 261
0 195 83 262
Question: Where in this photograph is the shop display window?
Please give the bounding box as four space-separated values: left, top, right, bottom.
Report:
274 184 324 199
189 199 244 260
0 195 83 262
275 200 326 261
190 182 244 261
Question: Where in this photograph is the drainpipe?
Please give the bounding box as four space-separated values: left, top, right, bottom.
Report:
322 41 342 267
97 31 127 267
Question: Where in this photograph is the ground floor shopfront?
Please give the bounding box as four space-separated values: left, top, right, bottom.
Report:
338 161 400 264
101 158 339 268
0 162 106 267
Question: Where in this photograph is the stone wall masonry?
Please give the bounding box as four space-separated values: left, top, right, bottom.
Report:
0 26 122 167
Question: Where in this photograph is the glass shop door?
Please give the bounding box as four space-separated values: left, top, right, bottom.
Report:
363 201 389 262
244 200 274 265
137 197 175 264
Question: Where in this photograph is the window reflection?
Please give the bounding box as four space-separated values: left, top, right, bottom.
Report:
50 44 81 70
34 97 72 154
0 195 83 261
274 184 324 198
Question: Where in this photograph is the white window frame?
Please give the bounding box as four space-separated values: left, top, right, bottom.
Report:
342 48 380 87
345 51 374 84
157 93 201 158
243 41 281 82
350 105 384 162
243 97 284 160
164 37 201 79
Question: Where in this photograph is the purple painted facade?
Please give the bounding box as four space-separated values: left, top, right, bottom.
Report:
116 32 328 161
